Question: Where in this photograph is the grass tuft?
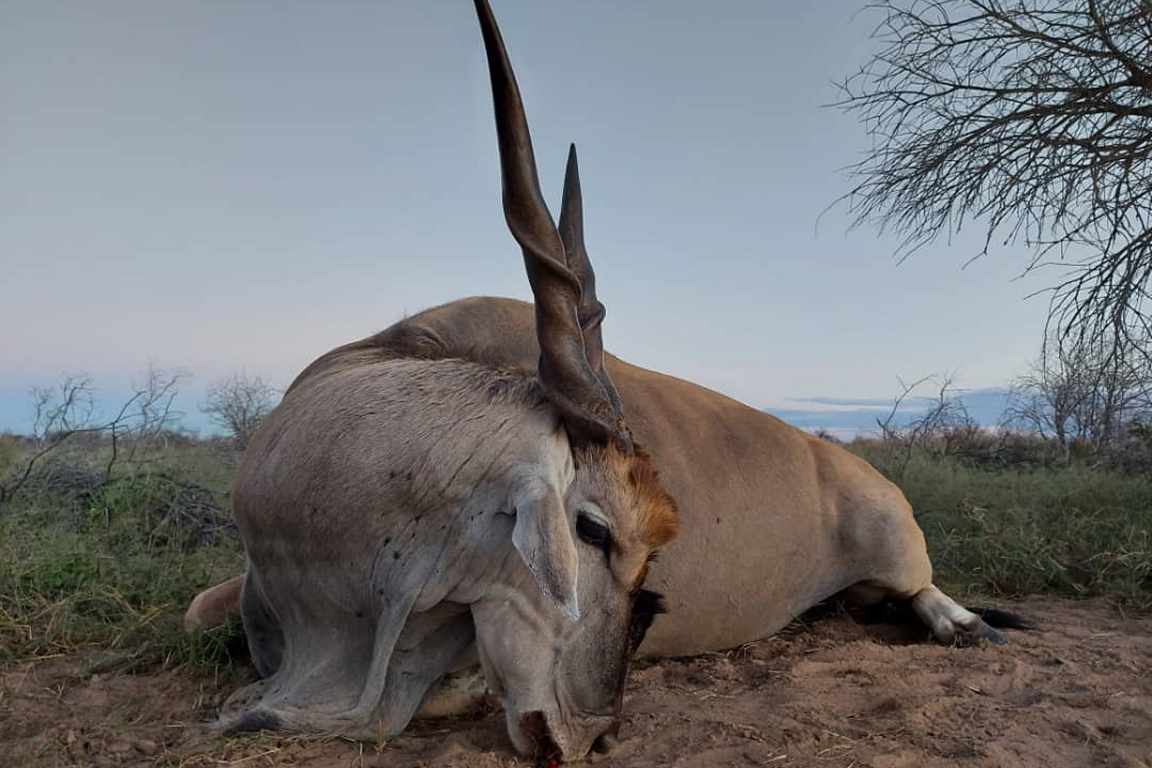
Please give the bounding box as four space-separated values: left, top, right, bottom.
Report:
1 435 1148 681
853 445 1152 610
1 446 246 672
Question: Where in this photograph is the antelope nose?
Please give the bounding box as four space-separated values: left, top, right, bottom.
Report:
591 723 619 755
519 711 561 762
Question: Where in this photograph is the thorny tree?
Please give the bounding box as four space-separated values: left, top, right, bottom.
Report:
1005 321 1152 452
836 0 1152 352
201 372 279 450
0 365 187 503
876 373 979 478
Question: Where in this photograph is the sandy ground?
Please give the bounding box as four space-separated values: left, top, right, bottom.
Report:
2 598 1150 768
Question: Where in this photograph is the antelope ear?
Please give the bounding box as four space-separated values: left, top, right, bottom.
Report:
511 482 580 620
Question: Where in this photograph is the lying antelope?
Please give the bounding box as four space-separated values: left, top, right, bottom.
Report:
189 0 1014 762
211 1 676 761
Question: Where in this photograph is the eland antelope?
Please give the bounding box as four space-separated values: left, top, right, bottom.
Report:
211 1 678 761
188 0 1016 761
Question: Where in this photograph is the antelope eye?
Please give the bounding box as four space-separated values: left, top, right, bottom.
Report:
576 513 611 554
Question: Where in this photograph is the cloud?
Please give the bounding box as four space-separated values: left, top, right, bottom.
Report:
783 396 894 408
766 387 1013 435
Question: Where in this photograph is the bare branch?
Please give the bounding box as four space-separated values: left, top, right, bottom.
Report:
1004 318 1152 456
201 373 280 450
0 366 190 503
875 372 978 477
836 0 1152 341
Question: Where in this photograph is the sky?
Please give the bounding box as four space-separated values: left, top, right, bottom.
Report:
1 0 1057 435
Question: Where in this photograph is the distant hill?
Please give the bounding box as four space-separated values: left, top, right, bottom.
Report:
1 380 1014 440
765 387 1013 438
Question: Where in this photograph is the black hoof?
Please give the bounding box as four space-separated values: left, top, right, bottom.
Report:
232 709 281 733
959 621 1005 646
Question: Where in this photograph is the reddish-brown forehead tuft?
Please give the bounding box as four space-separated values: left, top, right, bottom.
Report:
615 443 678 549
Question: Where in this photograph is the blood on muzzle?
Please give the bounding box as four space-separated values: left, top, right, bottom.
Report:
520 710 562 764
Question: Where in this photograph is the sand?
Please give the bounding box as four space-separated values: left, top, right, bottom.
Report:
3 597 1150 767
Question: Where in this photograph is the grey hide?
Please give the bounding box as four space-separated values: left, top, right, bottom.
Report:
223 362 573 738
220 355 676 761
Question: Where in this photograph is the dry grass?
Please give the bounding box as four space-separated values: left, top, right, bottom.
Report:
1 435 1148 685
0 442 246 672
852 444 1152 610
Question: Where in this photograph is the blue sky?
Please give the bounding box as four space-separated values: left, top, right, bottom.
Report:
1 1 1054 435
772 388 1015 438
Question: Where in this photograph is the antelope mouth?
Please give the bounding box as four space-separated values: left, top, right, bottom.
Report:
520 710 562 765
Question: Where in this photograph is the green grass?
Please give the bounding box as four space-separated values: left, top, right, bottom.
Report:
1 436 1148 679
0 448 246 672
853 446 1152 610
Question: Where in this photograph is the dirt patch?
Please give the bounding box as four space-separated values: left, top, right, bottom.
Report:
3 598 1150 767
